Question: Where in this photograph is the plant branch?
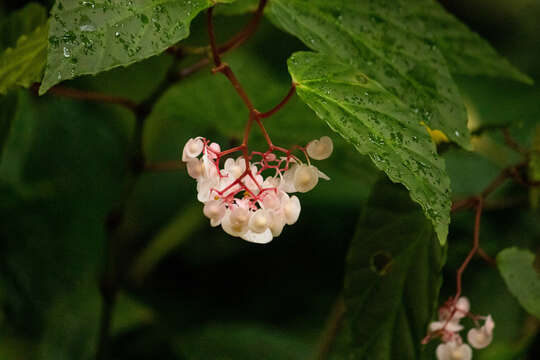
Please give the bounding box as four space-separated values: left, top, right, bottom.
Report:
454 197 483 300
502 128 528 156
259 82 297 119
31 83 137 112
217 0 268 54
95 55 185 360
177 0 268 79
315 296 346 360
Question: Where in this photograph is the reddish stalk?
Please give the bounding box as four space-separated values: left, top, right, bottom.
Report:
217 0 268 54
454 197 483 300
502 128 528 155
259 82 297 119
32 83 137 112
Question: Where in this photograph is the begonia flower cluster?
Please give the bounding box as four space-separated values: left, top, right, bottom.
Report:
425 297 495 360
181 136 333 243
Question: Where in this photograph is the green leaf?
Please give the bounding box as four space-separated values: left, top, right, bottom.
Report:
0 92 18 157
175 323 313 359
529 125 540 209
131 203 205 282
288 51 451 244
0 24 48 94
0 3 47 51
497 247 540 319
215 0 259 16
39 0 235 95
411 0 532 84
217 0 531 84
330 180 445 359
266 0 470 149
0 90 128 339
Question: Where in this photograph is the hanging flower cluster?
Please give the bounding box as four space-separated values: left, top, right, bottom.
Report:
181 136 333 243
424 297 495 360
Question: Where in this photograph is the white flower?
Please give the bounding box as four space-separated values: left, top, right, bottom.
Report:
453 297 470 320
467 315 494 349
196 176 219 203
182 137 204 161
436 341 472 360
268 209 286 237
206 142 221 159
260 191 280 210
223 157 246 179
203 199 227 227
429 319 463 333
429 297 470 334
306 136 333 160
249 209 271 233
282 195 301 225
186 158 204 179
221 205 251 237
244 164 264 194
294 164 319 193
242 228 273 244
279 165 298 193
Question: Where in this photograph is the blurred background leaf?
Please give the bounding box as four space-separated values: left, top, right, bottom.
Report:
328 179 445 359
1 1 540 359
497 247 540 319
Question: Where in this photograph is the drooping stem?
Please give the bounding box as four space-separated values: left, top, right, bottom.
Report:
95 56 184 359
454 197 483 300
315 296 346 360
179 0 268 79
218 0 268 53
259 82 297 119
31 83 137 112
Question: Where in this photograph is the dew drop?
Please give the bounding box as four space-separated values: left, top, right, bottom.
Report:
80 24 96 32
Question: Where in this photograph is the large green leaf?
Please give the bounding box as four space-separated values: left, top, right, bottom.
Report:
0 3 47 51
218 0 530 84
497 247 540 319
329 180 445 359
39 0 235 95
288 51 451 244
411 0 532 84
0 24 48 94
265 0 470 149
530 125 540 209
0 92 17 157
0 90 129 341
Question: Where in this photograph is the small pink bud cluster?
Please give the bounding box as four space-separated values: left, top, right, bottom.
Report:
181 136 333 243
424 297 495 360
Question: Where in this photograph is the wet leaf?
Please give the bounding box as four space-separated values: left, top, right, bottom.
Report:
330 180 445 359
497 247 540 319
39 0 236 94
413 0 532 84
265 0 470 149
288 52 451 244
0 24 48 94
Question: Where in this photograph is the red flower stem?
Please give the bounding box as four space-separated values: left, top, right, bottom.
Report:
207 6 222 67
259 82 297 119
254 116 274 147
217 0 268 54
454 197 483 300
32 83 137 112
219 145 246 157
